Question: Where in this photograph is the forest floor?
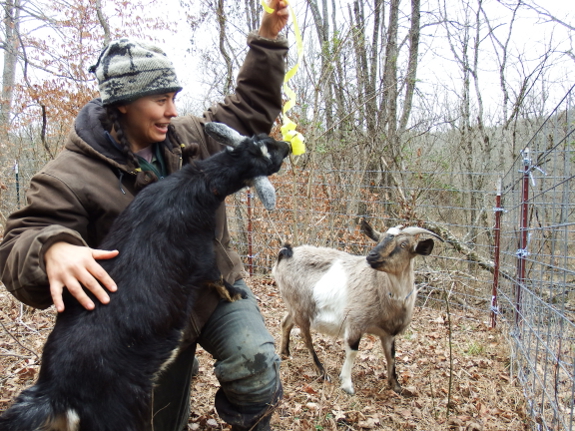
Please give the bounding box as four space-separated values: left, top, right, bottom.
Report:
0 276 531 430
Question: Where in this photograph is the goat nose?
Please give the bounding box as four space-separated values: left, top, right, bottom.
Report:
366 252 379 265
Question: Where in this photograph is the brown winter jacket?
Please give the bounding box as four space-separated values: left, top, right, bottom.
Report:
0 32 288 337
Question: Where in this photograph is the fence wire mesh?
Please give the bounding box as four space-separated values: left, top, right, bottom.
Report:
496 87 575 430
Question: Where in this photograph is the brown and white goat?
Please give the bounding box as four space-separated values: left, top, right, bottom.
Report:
272 219 442 395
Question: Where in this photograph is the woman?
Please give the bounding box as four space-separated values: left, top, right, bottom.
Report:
0 2 289 430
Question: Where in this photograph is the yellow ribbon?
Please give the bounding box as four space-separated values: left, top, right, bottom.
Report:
261 0 306 155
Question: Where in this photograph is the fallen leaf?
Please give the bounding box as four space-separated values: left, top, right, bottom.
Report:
499 373 510 382
305 402 318 410
332 409 346 421
399 408 412 419
205 418 218 428
302 384 318 395
400 386 418 397
357 417 379 428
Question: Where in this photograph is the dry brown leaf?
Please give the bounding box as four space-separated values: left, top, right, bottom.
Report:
301 384 317 395
331 408 346 421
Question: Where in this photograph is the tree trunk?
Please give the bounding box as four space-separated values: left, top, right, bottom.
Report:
307 0 334 133
95 0 111 46
216 0 234 94
1 0 20 130
398 0 420 135
382 0 399 166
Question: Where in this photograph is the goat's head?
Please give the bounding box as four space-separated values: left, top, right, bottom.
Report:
204 122 291 210
360 219 443 275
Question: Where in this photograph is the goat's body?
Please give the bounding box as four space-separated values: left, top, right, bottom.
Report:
285 249 415 336
274 245 416 394
274 224 438 395
0 126 290 430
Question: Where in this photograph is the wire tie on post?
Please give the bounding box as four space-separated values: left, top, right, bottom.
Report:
515 232 532 258
518 148 547 186
516 248 530 258
528 165 547 186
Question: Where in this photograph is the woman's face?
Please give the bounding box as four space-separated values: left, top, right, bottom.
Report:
117 92 178 152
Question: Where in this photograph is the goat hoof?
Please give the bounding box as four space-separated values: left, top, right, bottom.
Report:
223 285 247 302
340 384 355 395
321 373 331 383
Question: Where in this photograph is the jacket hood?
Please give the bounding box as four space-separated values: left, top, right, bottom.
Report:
69 98 129 167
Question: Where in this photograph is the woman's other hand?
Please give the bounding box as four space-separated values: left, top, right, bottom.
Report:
45 242 119 312
259 0 289 39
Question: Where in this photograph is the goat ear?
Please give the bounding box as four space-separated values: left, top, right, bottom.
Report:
360 218 381 242
248 176 276 211
415 238 435 256
204 122 245 148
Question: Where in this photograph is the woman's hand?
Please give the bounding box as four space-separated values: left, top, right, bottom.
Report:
259 0 289 39
44 242 119 312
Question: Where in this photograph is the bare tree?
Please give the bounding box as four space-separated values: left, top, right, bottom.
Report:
1 0 20 130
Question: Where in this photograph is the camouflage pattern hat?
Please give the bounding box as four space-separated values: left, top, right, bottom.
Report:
89 38 182 106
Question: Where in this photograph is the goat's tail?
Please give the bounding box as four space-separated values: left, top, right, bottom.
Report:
276 244 294 263
0 386 73 431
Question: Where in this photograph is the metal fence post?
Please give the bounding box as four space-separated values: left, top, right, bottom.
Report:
515 149 531 329
491 179 503 329
247 189 253 277
14 161 20 209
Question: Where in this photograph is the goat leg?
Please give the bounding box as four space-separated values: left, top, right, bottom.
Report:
380 335 402 393
208 278 246 302
339 337 360 394
280 312 294 358
300 326 330 382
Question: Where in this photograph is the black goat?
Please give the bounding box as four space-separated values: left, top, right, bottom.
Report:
0 122 290 431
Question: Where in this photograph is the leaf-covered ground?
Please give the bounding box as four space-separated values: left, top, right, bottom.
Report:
0 277 530 430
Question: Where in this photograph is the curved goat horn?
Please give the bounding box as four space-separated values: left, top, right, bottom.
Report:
204 122 244 148
401 226 444 242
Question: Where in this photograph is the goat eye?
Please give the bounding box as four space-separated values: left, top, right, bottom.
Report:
400 241 408 249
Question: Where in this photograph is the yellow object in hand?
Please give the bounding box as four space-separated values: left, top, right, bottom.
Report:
262 0 306 155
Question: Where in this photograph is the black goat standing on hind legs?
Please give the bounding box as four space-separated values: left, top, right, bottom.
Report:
0 122 290 431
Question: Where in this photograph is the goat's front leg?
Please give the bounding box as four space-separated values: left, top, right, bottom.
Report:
280 312 295 358
299 325 330 382
339 336 360 394
380 334 401 393
208 278 246 302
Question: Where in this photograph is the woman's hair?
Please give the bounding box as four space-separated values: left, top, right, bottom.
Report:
98 104 139 167
100 104 194 165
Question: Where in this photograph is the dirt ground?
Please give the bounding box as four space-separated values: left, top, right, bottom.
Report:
0 276 530 430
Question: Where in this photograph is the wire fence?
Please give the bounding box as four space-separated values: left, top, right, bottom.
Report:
1 88 574 429
495 87 575 430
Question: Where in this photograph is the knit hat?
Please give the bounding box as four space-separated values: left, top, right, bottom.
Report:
89 38 182 106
